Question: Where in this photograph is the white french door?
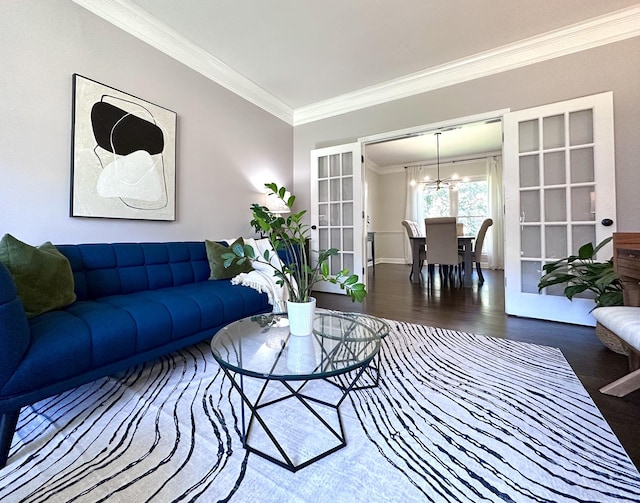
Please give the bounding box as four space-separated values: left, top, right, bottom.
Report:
503 92 616 326
310 143 365 294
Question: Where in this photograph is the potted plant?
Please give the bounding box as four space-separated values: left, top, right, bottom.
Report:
222 183 366 335
537 236 625 353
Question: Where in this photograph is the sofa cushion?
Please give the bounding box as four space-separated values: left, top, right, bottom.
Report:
0 234 76 318
205 238 253 280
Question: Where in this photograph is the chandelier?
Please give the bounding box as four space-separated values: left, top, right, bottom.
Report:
424 132 457 190
407 131 460 191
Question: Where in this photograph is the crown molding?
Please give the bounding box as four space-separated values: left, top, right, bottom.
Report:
72 0 295 124
73 1 640 127
293 5 640 125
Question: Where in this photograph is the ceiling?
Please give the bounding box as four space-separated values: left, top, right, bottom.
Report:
125 0 638 109
365 120 504 170
76 0 640 167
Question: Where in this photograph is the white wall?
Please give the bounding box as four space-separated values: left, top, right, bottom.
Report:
370 171 406 263
366 166 407 265
0 0 293 246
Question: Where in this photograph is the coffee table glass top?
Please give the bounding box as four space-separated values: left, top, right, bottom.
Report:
315 311 390 341
211 311 385 380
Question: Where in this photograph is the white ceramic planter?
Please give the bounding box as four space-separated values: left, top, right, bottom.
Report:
286 297 316 336
286 333 316 373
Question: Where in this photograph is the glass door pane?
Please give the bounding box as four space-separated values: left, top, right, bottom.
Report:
310 143 363 294
517 108 601 300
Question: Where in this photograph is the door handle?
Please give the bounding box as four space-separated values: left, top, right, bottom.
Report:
601 218 614 227
311 225 317 230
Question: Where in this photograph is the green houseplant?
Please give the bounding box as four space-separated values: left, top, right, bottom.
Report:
537 237 622 308
222 183 367 307
538 237 625 354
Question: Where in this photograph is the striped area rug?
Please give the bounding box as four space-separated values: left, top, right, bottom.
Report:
1 320 639 502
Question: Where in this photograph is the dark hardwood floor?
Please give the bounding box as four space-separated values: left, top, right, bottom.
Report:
314 263 640 470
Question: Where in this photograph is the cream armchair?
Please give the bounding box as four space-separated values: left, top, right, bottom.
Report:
459 218 493 285
401 220 426 281
424 217 459 283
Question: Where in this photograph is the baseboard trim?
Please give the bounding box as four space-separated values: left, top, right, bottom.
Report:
372 258 408 265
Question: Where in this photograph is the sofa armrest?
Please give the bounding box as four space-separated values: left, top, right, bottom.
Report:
0 263 30 389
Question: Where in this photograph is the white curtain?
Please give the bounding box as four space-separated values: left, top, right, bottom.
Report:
487 156 504 269
403 167 425 263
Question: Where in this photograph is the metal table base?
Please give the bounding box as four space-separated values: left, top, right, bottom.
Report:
222 362 370 472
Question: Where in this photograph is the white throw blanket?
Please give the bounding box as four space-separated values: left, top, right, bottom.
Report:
226 238 292 314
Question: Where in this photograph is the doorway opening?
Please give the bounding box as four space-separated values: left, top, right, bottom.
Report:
359 110 507 282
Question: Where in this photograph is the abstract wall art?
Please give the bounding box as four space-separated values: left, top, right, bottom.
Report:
71 74 177 220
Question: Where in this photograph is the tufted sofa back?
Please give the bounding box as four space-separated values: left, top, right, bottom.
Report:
56 242 211 301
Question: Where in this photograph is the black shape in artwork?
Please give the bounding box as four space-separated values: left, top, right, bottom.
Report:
91 102 164 155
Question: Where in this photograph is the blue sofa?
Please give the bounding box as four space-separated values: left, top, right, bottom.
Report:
0 241 270 468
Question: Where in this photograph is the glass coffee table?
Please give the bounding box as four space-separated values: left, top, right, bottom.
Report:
211 310 387 472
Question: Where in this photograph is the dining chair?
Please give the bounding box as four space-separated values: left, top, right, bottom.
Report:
424 217 459 283
459 218 493 285
401 220 427 280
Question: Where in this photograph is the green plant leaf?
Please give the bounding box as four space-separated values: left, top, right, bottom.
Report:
244 244 256 259
577 242 595 259
265 182 278 193
599 291 624 306
345 274 358 285
592 236 613 255
538 273 575 291
564 283 590 299
231 242 245 257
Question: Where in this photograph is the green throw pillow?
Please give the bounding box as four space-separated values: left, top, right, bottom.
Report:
205 237 253 280
0 234 77 318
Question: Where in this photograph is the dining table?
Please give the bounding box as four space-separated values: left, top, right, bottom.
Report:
409 236 475 287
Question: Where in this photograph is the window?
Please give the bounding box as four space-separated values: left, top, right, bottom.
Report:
423 186 450 219
422 178 488 237
456 180 489 237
